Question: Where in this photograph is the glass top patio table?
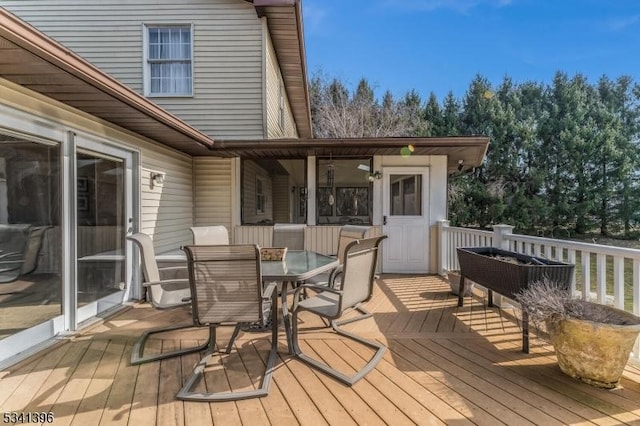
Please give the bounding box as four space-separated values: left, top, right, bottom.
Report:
155 248 339 353
155 249 339 283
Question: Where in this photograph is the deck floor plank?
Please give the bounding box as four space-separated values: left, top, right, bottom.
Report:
0 339 74 412
2 274 640 425
70 339 128 426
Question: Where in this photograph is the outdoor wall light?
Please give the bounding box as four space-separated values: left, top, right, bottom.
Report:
457 160 464 172
150 171 165 188
368 171 382 182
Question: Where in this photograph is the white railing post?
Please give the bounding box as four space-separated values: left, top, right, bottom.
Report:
437 219 450 275
492 224 514 251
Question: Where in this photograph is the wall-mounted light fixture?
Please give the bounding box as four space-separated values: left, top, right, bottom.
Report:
150 171 165 188
457 160 464 172
367 171 383 182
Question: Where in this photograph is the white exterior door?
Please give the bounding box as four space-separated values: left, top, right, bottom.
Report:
382 167 429 273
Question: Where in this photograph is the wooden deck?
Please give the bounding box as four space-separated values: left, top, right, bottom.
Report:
1 275 640 425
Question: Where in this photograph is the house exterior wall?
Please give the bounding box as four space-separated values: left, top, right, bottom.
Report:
264 21 298 139
0 78 194 254
1 0 267 140
193 157 234 235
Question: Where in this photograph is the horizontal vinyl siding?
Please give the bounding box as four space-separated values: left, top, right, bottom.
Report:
1 0 266 139
264 26 297 139
139 142 194 253
193 157 233 236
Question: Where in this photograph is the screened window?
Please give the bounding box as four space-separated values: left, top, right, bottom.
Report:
146 26 193 96
316 158 372 225
241 159 306 225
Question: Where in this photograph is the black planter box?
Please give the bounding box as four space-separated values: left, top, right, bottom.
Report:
456 246 575 352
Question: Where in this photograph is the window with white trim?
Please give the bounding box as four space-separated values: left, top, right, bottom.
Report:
145 25 193 96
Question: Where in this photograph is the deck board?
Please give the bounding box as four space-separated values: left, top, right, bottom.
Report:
2 274 640 425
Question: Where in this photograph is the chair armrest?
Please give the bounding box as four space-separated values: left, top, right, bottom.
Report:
327 265 343 288
158 265 187 272
0 251 21 260
143 278 189 288
262 281 278 300
0 259 24 265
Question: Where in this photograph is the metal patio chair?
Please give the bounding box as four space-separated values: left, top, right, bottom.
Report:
272 223 306 250
189 225 229 245
305 225 370 289
290 235 387 385
177 244 278 401
128 232 209 365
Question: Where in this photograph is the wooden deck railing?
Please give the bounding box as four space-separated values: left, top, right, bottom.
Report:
437 220 640 361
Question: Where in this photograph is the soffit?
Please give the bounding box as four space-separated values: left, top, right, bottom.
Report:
254 0 313 138
209 136 490 174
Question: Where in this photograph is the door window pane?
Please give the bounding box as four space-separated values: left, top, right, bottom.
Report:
76 152 126 305
390 174 422 216
0 133 61 339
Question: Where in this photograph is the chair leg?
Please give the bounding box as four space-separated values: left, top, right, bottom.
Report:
226 324 242 354
291 309 386 386
131 323 210 365
177 314 279 401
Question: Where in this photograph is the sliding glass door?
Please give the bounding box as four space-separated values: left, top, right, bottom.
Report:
75 141 133 324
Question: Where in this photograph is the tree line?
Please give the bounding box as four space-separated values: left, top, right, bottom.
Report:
309 72 640 237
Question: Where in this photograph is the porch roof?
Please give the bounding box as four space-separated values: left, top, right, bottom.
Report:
210 136 490 173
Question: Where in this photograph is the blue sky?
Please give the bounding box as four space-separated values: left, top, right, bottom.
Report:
302 0 640 101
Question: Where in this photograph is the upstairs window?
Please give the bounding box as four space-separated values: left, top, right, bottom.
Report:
145 25 193 96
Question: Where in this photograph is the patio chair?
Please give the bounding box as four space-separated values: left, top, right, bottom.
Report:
305 225 370 289
272 223 306 250
190 225 229 245
290 235 387 385
178 244 278 401
128 232 209 365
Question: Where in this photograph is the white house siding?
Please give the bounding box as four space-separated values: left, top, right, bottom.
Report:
0 78 195 255
140 150 194 253
264 22 297 139
1 0 266 140
193 157 233 237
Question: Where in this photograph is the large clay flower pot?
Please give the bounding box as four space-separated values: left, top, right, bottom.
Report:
546 306 640 389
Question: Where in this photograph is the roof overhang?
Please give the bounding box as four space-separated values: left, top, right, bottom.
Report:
209 136 489 173
0 8 215 155
252 0 313 138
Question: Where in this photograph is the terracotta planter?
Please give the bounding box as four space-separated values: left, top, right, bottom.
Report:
546 306 640 389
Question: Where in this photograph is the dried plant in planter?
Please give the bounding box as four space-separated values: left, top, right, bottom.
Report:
515 278 635 326
515 278 640 389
